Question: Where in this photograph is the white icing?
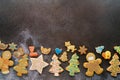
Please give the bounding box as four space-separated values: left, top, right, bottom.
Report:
88 56 94 61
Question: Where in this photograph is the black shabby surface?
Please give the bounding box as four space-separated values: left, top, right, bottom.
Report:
0 0 120 80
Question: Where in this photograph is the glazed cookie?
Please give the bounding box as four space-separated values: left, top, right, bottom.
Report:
59 51 68 62
40 46 51 54
49 54 63 76
14 54 28 76
13 47 25 58
0 41 8 50
107 54 120 77
78 45 88 55
83 52 103 76
0 51 14 74
66 53 80 76
65 41 77 52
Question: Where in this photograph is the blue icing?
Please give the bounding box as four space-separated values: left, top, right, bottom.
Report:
55 48 62 55
95 46 104 54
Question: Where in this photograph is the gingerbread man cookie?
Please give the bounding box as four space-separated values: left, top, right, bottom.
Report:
0 51 14 74
83 52 103 76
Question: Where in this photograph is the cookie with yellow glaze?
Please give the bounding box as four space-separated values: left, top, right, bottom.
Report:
14 54 28 76
0 51 14 74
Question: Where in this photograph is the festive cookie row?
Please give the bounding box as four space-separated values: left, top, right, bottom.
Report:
0 41 120 77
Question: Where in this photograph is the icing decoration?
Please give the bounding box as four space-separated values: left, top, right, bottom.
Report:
102 51 111 59
49 54 64 76
65 41 77 52
14 54 28 76
66 53 80 76
95 46 104 54
30 55 48 74
78 45 88 55
55 48 62 55
83 52 103 76
107 54 120 77
9 42 17 51
29 46 39 57
40 46 51 54
0 51 14 74
59 51 68 62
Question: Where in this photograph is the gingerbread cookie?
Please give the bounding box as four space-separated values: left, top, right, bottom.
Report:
30 55 49 74
102 51 111 59
66 53 80 76
107 54 120 77
0 41 8 50
29 46 39 57
65 41 77 52
78 45 87 55
40 46 51 54
83 52 103 76
114 46 120 54
14 54 28 76
9 42 17 51
49 54 63 76
59 51 68 62
13 47 25 58
0 51 14 74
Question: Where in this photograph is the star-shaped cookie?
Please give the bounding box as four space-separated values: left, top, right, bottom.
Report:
30 55 49 74
78 45 88 55
9 42 17 51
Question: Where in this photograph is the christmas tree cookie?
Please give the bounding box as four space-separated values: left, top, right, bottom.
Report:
14 54 28 76
59 51 68 62
49 54 64 76
66 53 80 76
107 54 120 77
114 46 120 54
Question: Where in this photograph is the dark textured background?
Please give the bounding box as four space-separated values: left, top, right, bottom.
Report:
0 0 120 80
